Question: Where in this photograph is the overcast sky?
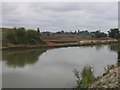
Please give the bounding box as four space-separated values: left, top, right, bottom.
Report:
2 2 118 32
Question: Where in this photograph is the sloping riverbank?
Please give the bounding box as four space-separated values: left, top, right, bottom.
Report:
2 40 118 50
90 65 119 88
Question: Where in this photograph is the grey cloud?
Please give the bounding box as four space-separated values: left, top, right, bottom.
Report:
2 2 118 32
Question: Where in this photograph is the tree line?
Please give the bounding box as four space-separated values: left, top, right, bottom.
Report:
55 28 120 39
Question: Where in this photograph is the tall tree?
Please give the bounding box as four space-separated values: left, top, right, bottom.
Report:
108 28 120 39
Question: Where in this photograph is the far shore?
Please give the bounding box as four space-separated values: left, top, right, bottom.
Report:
2 39 118 50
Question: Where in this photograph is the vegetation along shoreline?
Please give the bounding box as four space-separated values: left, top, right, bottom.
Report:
2 40 119 50
1 27 120 50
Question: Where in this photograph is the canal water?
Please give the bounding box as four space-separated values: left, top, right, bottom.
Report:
2 44 119 88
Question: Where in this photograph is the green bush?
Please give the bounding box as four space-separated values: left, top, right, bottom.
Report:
16 27 27 44
3 27 46 45
108 28 120 39
73 66 95 89
6 29 17 44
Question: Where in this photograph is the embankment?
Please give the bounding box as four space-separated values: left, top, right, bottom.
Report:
90 65 119 88
2 40 118 50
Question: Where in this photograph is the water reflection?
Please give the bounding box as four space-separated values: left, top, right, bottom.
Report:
2 49 46 68
2 45 118 88
109 43 120 52
108 43 120 66
95 45 104 51
2 43 119 69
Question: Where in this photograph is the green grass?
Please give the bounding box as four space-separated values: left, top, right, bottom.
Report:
73 65 95 89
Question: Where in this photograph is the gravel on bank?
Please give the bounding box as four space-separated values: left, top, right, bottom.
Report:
90 65 119 88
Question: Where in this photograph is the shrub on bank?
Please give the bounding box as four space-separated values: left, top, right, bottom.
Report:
73 65 95 89
3 27 46 46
